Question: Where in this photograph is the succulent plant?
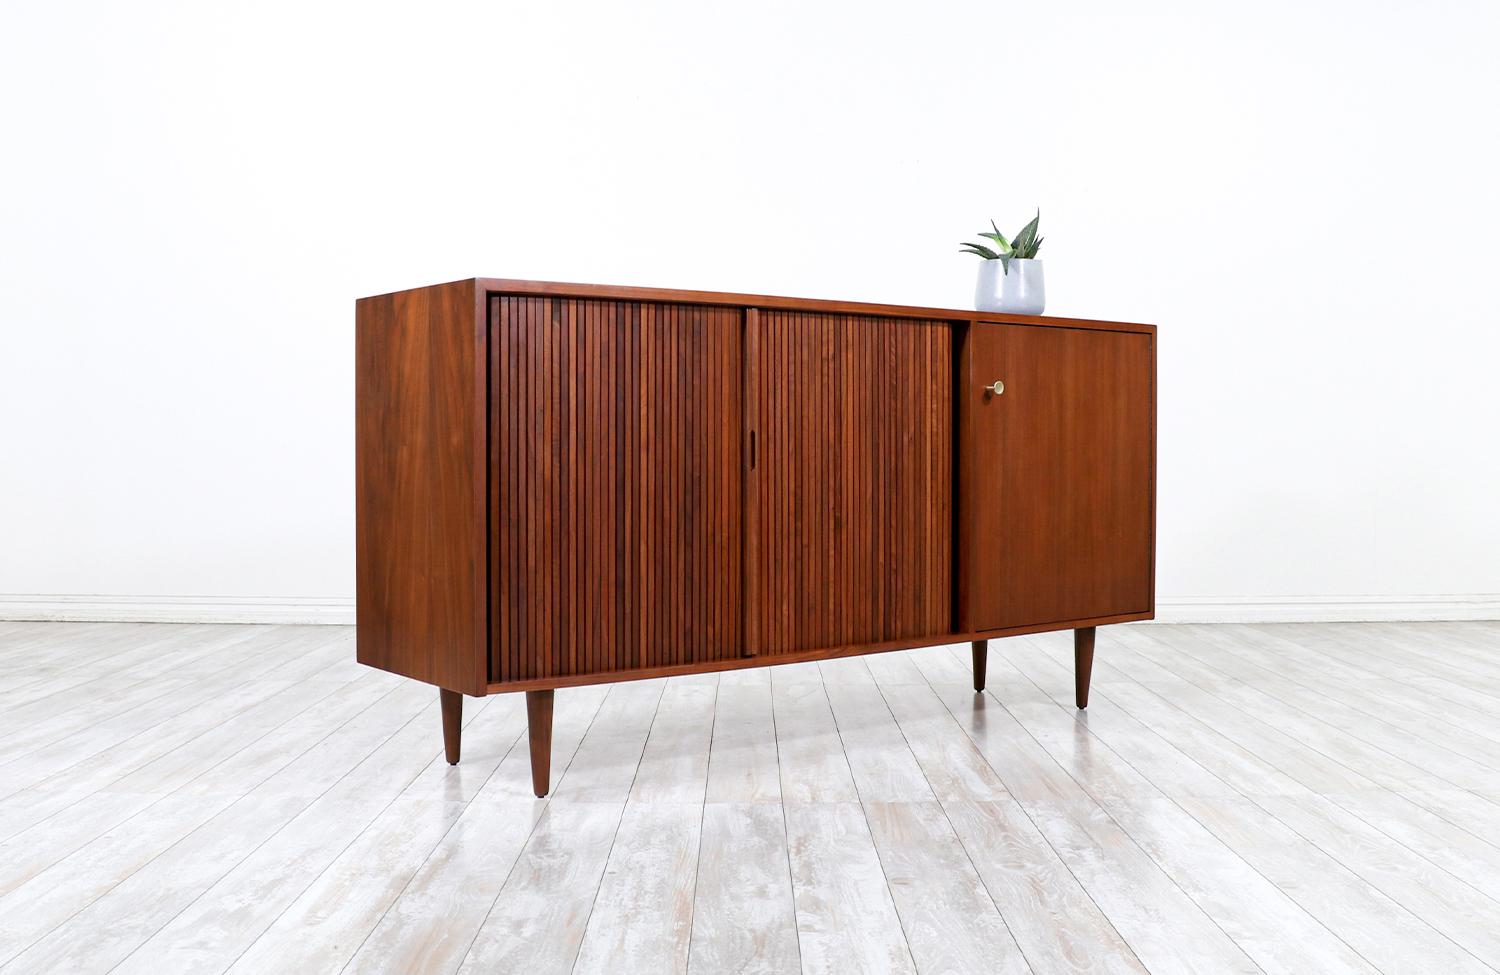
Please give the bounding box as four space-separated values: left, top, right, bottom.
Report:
960 210 1043 274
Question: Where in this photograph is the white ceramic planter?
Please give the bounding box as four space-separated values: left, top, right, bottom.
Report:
974 258 1045 315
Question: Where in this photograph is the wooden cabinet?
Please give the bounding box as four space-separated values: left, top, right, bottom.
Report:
357 279 1156 796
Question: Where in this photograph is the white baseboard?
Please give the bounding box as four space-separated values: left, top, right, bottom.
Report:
0 593 1495 627
0 594 357 625
1153 594 1500 624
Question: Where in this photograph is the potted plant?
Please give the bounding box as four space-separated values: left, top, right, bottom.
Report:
961 210 1045 315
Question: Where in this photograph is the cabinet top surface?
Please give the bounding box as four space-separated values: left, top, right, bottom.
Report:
359 277 1156 334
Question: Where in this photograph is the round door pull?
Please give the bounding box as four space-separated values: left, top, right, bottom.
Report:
984 380 1005 396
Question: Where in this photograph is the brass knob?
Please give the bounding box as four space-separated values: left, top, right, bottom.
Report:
984 379 1005 396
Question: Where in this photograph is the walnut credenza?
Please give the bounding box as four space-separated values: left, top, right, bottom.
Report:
356 278 1155 796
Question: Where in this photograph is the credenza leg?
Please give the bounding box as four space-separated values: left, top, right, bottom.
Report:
526 690 555 798
1074 627 1096 709
440 688 462 765
971 640 988 692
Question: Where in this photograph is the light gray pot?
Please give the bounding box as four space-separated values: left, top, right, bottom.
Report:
974 258 1045 315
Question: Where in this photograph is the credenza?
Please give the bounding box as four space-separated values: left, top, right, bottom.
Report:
356 278 1155 796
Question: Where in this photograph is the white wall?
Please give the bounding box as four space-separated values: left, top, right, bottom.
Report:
3 0 1498 622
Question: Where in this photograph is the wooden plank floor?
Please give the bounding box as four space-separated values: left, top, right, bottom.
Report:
0 621 1497 974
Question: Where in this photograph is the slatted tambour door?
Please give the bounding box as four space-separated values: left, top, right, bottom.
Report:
745 310 953 656
488 296 742 683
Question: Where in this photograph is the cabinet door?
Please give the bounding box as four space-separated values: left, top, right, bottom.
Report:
489 296 742 683
746 310 952 655
959 323 1154 631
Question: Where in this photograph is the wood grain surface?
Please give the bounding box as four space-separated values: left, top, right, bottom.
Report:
355 281 487 695
489 297 742 684
747 310 952 656
959 323 1154 632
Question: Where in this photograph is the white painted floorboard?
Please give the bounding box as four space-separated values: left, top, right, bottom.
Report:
0 621 1498 974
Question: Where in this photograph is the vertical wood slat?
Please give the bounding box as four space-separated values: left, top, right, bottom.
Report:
549 300 561 679
521 297 533 683
593 298 606 674
646 301 659 671
489 298 742 683
626 302 637 671
587 299 596 675
745 310 952 655
509 297 522 686
488 295 506 691
566 300 578 677
743 310 760 655
664 301 673 669
604 299 616 674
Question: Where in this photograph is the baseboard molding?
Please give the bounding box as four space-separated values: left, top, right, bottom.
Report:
1153 594 1500 624
0 594 357 625
0 593 1495 627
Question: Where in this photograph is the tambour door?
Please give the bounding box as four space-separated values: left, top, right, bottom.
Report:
489 296 743 683
745 310 953 655
959 323 1154 631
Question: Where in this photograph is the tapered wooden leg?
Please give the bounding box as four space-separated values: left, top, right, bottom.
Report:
440 688 462 765
971 640 988 692
526 689 555 798
1074 627 1096 709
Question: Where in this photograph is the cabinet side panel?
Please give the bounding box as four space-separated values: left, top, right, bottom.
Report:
356 280 486 694
749 312 952 654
